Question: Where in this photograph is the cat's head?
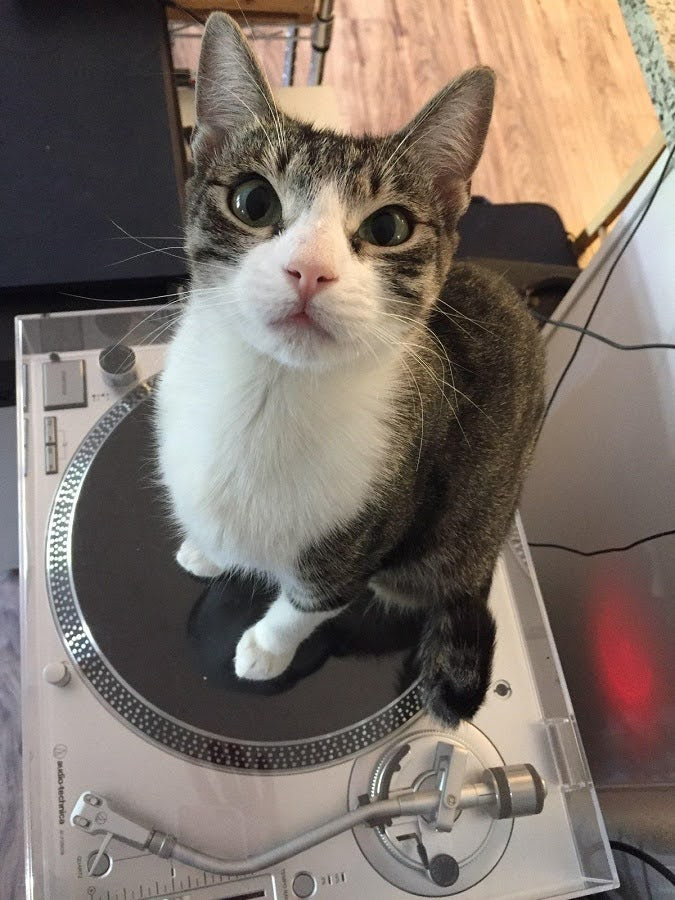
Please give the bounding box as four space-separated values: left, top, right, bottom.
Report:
186 13 494 370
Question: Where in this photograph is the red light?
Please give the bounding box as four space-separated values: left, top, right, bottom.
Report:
589 570 663 737
595 620 654 710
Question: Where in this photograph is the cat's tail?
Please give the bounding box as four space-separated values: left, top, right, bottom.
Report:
418 579 496 728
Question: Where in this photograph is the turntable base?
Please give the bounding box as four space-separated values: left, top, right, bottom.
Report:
17 307 618 899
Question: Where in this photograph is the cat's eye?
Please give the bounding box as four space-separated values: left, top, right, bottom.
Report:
358 206 412 247
230 178 282 228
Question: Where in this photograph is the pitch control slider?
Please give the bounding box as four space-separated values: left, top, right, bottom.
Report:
71 743 546 878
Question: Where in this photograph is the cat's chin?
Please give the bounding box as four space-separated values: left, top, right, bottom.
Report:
239 319 362 371
270 339 360 371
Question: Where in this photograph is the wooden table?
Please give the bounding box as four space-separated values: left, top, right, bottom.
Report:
574 0 673 253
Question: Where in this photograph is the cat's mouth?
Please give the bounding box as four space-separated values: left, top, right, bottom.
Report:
271 309 333 340
285 311 316 328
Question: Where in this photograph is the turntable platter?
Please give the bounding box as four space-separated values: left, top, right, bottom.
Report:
47 379 423 770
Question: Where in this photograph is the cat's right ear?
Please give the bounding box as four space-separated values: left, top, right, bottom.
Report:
192 12 276 160
395 68 495 214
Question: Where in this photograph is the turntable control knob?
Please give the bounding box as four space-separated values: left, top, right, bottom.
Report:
98 344 137 388
429 854 460 887
43 661 71 687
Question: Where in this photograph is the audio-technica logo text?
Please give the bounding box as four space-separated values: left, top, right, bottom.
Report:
57 760 65 825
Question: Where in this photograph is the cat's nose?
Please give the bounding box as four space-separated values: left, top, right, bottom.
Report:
284 259 338 303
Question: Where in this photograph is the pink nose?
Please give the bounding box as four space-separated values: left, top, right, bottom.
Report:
285 259 338 303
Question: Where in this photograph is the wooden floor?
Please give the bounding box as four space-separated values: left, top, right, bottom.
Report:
172 0 660 238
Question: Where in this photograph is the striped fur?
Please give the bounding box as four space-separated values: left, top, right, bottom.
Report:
156 13 545 725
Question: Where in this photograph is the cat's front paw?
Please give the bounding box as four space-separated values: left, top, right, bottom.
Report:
234 625 295 681
176 539 223 578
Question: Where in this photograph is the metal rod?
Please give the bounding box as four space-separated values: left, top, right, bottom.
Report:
170 791 440 875
308 0 335 85
282 26 298 86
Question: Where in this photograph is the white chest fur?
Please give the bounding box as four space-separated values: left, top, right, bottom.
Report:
156 307 399 579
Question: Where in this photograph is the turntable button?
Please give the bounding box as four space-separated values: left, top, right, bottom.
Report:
43 661 71 686
86 850 112 877
292 872 317 898
44 415 57 444
23 418 29 478
22 363 29 412
45 443 58 475
42 359 87 410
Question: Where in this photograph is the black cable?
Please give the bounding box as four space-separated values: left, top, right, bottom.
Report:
610 840 675 889
540 145 675 428
529 529 675 557
163 1 207 26
530 309 675 351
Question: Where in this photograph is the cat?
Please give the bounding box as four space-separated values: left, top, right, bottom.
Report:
156 12 545 727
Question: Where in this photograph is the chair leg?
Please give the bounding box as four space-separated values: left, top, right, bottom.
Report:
308 0 334 85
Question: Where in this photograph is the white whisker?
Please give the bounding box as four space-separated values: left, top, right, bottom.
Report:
106 246 186 267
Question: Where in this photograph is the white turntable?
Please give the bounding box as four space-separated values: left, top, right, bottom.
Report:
17 305 618 900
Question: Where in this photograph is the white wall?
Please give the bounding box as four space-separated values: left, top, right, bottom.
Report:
521 153 674 787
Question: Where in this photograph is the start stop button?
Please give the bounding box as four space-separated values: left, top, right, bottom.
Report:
292 871 317 898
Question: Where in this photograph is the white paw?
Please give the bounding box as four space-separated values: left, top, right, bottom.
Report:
176 539 223 578
234 624 295 681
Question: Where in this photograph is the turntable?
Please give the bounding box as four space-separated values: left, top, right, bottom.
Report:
17 306 618 899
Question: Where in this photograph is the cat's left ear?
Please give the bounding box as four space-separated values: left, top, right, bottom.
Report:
192 12 277 160
397 68 495 210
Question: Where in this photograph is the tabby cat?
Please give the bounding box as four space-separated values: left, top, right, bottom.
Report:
156 12 545 726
